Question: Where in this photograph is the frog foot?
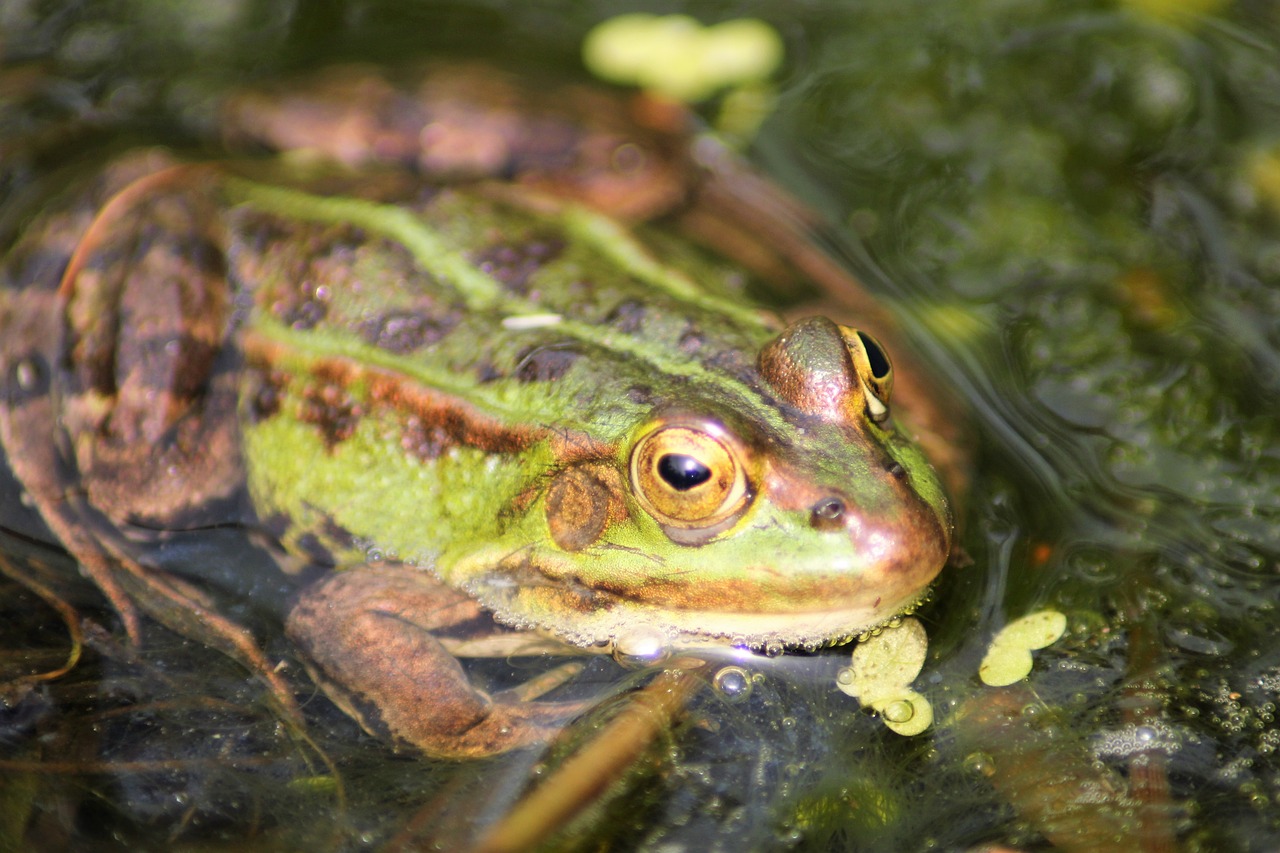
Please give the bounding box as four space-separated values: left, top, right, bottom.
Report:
286 566 592 759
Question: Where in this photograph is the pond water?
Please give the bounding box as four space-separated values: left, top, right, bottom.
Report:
3 1 1280 850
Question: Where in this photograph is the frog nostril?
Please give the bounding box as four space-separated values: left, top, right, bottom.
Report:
885 461 906 480
810 497 846 531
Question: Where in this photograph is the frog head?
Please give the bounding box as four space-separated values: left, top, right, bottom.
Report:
457 316 953 650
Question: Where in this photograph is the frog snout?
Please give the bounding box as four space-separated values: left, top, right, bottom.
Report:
805 487 950 592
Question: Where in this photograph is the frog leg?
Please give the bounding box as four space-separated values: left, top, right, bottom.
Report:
0 166 302 724
0 357 301 724
0 324 300 722
287 564 591 759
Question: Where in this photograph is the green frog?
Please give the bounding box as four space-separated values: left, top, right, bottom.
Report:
0 65 959 759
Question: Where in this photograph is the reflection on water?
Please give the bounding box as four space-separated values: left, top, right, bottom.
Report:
3 0 1280 849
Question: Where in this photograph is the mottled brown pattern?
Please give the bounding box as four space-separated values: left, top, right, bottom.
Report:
294 531 338 567
365 369 542 456
245 366 288 423
513 343 581 382
399 415 457 461
264 226 350 329
390 397 519 460
626 385 653 405
297 379 364 449
243 337 545 459
320 513 358 551
359 309 458 354
677 327 704 354
29 162 249 531
474 360 503 383
63 187 229 443
222 63 692 221
605 298 647 333
234 217 364 331
470 233 566 294
705 351 762 392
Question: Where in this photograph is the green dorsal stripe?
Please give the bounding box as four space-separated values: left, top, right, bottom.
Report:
558 205 765 328
225 178 507 309
224 176 790 435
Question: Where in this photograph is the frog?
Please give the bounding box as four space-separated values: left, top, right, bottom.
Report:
0 64 960 759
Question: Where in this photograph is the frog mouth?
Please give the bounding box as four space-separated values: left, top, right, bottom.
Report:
611 588 933 651
477 578 933 651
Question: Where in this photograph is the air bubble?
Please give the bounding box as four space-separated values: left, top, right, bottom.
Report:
613 625 670 668
713 666 752 702
963 751 996 778
880 700 915 723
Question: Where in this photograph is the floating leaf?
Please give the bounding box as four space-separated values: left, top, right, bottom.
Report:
583 14 782 103
845 617 928 701
979 611 1067 686
837 619 933 736
979 646 1036 688
993 611 1067 651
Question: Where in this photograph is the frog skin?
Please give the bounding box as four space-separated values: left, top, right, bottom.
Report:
0 66 958 759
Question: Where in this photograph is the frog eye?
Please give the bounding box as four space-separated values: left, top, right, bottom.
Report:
630 425 750 532
840 327 894 425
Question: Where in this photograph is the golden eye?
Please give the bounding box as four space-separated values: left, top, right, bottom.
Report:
839 326 894 424
629 425 750 530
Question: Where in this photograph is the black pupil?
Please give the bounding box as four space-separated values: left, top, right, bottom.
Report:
857 331 891 379
657 454 712 491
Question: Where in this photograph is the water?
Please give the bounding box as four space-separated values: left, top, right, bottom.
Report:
3 0 1280 850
